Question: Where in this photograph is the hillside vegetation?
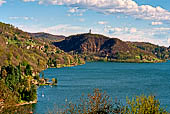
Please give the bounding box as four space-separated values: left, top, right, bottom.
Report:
131 42 170 60
0 22 85 109
54 33 169 63
0 22 85 72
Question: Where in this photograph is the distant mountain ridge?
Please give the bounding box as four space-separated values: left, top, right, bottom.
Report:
0 21 169 63
130 42 170 60
54 33 170 63
29 32 65 41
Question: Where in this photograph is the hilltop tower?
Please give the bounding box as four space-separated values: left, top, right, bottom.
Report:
89 29 92 34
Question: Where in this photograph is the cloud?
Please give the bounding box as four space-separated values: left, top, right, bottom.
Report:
103 25 170 46
105 26 137 34
0 0 6 6
67 7 86 16
68 7 79 13
168 38 170 45
9 16 35 20
98 21 108 25
18 24 89 36
154 27 170 31
34 0 170 21
23 0 35 2
79 18 85 22
151 21 163 25
67 14 71 16
130 28 137 33
43 24 90 36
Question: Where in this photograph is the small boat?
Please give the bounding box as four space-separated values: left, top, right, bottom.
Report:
65 98 67 102
42 92 45 97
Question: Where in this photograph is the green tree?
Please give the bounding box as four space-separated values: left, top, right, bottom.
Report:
52 78 57 85
14 35 18 41
41 72 45 79
25 64 32 76
0 67 7 79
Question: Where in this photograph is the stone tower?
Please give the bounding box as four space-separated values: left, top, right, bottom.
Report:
89 29 92 34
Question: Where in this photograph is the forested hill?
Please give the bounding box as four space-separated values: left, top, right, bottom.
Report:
54 33 170 63
130 42 170 60
0 22 85 108
0 22 85 72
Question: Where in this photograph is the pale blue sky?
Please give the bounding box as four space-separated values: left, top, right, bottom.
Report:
0 0 170 46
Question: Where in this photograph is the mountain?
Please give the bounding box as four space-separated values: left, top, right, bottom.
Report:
130 42 170 60
0 22 85 108
29 32 65 41
0 22 84 72
54 33 168 63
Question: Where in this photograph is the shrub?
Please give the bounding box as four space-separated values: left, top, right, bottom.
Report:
52 78 57 84
25 64 32 76
48 89 123 114
124 95 168 114
48 89 169 114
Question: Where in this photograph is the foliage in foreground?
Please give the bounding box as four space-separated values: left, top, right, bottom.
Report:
48 89 168 114
0 104 33 114
125 95 167 114
0 64 37 106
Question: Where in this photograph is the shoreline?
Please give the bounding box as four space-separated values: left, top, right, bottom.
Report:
86 59 166 63
15 100 37 107
0 100 37 113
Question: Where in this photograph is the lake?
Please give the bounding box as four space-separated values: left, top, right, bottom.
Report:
33 61 170 114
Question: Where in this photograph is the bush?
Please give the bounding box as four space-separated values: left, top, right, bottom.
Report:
25 64 32 76
52 78 57 84
48 89 169 114
48 89 123 114
124 95 168 114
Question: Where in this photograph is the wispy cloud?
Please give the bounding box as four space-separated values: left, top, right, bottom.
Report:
154 27 170 31
23 0 35 2
0 0 6 6
67 7 86 16
168 38 170 44
34 0 170 21
104 26 137 34
98 21 108 25
18 24 89 36
9 16 35 21
79 18 85 22
151 22 163 25
103 25 170 46
68 7 79 13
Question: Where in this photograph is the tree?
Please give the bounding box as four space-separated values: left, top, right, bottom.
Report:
41 72 45 79
25 64 32 76
37 59 40 66
124 95 168 114
4 65 19 91
0 67 7 79
7 52 13 64
52 78 57 85
49 89 169 114
14 35 18 41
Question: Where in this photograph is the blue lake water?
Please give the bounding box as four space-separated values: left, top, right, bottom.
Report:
34 61 170 114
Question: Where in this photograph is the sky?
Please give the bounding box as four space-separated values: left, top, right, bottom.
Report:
0 0 170 47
